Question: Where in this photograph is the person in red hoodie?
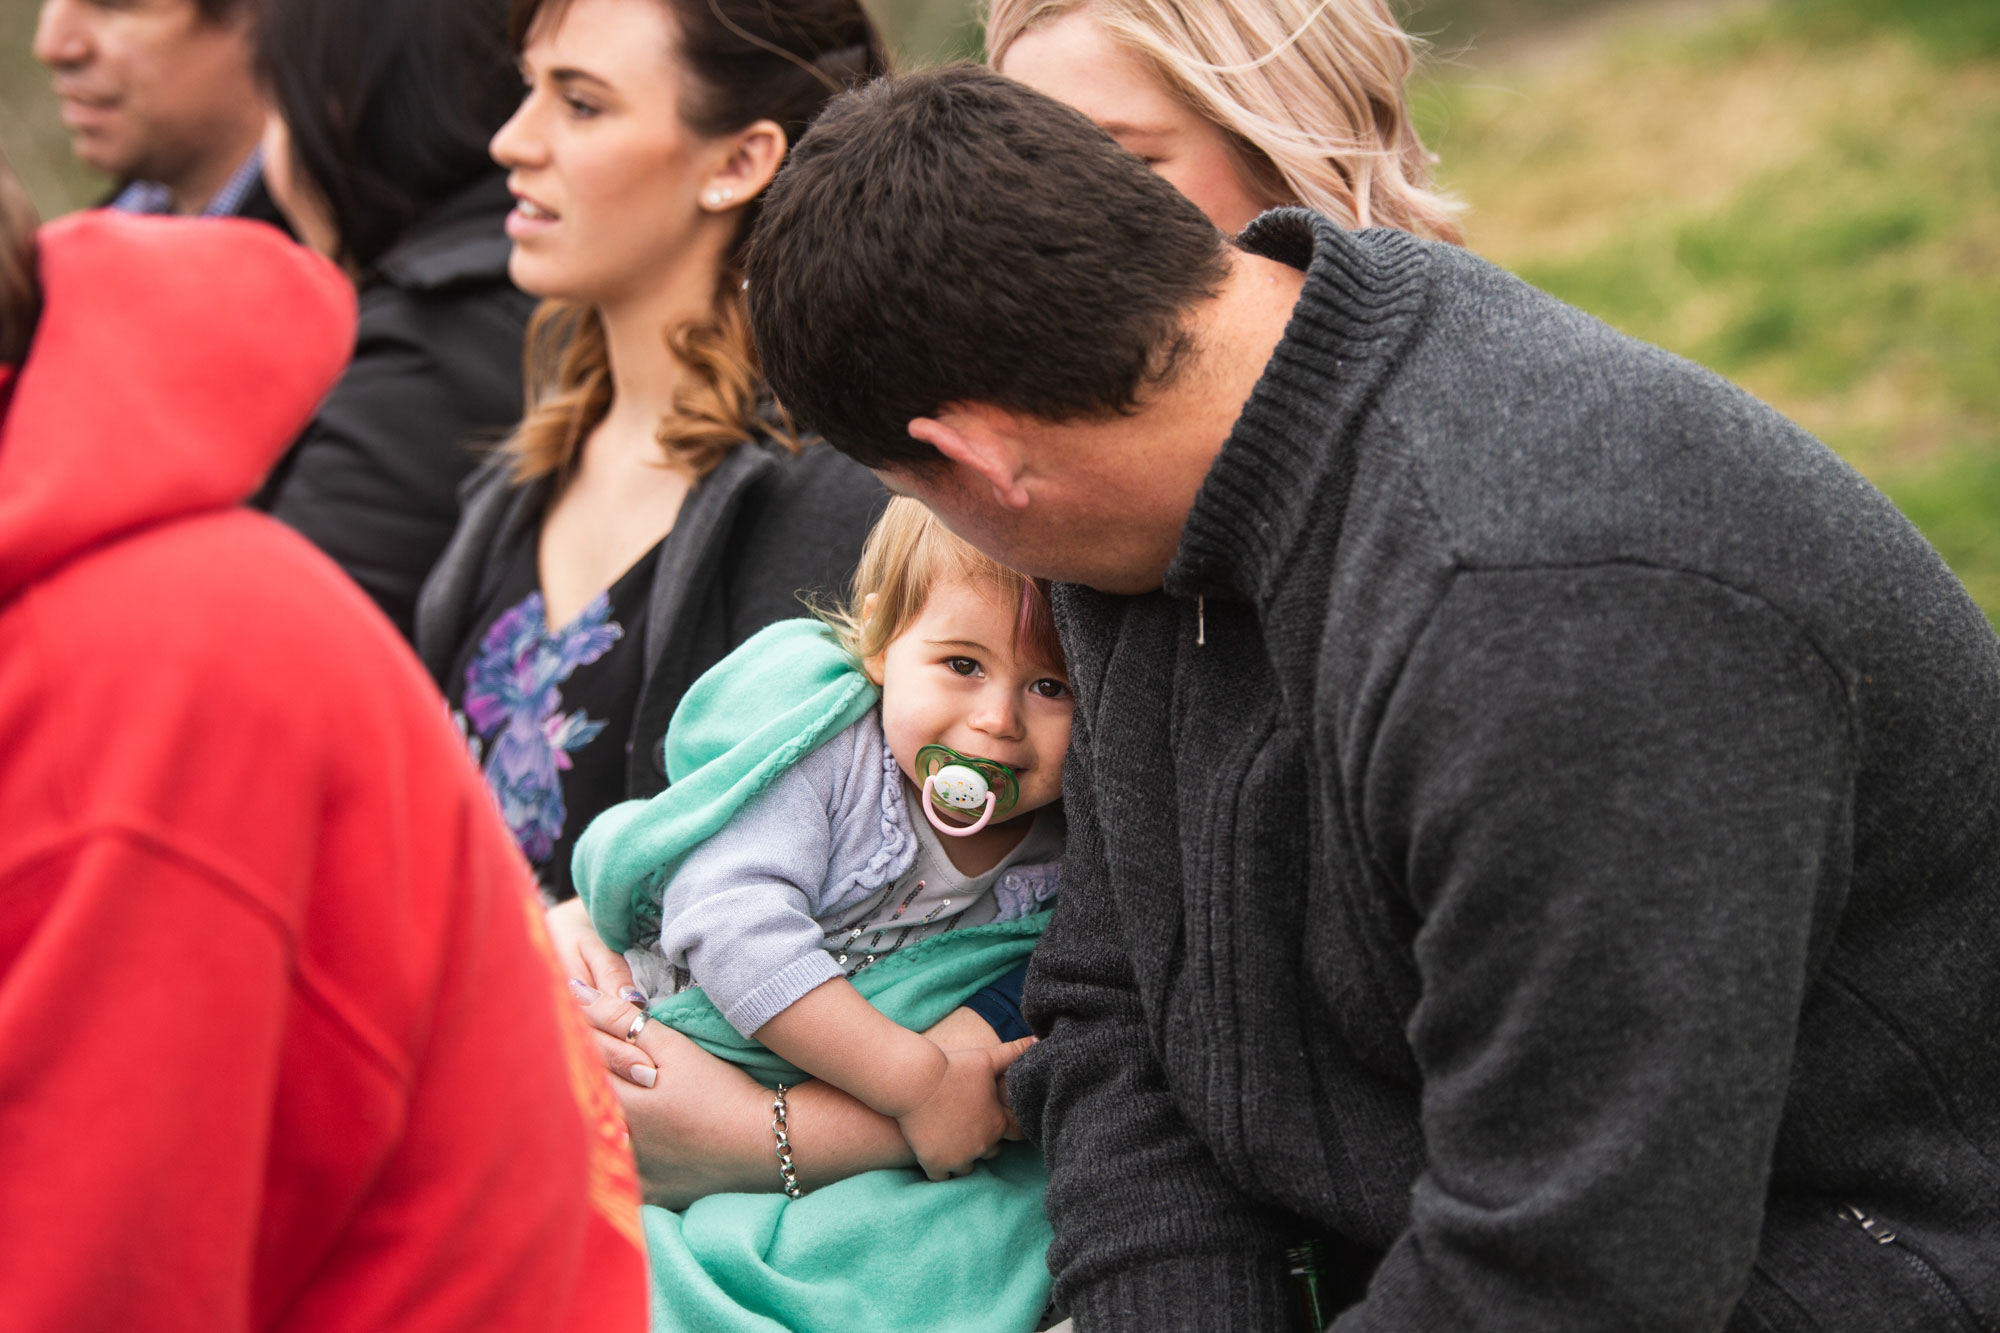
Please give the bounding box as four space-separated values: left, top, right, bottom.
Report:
0 159 648 1331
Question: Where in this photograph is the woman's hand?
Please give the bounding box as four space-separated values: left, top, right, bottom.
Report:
548 899 657 1086
569 982 775 1208
568 982 1037 1208
547 897 638 995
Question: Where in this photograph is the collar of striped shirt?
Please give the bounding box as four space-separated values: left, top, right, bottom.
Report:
108 144 264 219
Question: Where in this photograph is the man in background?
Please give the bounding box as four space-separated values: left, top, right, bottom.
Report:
34 0 283 224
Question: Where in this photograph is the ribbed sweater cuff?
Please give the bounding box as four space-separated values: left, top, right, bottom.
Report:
722 952 844 1037
1065 1251 1292 1331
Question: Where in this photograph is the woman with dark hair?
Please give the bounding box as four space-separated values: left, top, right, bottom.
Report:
254 0 535 637
413 0 1047 1238
417 0 886 908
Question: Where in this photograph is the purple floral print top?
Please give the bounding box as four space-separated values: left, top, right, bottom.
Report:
448 534 656 901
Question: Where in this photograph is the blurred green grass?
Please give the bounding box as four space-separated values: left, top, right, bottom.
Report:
1416 0 2000 621
1 2 105 218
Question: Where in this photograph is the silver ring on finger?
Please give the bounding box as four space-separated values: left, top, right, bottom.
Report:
624 1010 649 1043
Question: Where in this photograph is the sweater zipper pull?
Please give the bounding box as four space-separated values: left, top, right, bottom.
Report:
1196 595 1206 647
1837 1204 1897 1245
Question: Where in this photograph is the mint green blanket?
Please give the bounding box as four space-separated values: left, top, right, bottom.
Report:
575 619 877 955
641 915 1053 1333
567 619 1054 1331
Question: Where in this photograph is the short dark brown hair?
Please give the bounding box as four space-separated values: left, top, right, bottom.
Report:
744 65 1230 471
0 153 40 367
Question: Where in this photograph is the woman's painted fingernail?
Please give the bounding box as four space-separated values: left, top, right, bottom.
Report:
630 1064 658 1088
567 978 600 1005
618 985 647 1006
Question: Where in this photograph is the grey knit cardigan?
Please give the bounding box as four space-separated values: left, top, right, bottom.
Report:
1009 210 2000 1331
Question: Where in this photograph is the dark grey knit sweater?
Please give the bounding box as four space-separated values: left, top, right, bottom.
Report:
1010 210 2000 1331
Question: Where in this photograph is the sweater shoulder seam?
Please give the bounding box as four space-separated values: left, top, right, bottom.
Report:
1350 556 1859 911
1443 556 1856 698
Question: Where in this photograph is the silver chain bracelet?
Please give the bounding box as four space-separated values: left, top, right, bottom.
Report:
771 1083 803 1199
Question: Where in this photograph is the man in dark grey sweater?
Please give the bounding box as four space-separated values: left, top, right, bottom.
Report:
744 67 2000 1331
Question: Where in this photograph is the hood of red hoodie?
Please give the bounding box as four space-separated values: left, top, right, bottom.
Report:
0 211 355 597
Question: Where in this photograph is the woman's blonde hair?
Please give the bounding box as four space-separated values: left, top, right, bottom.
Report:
820 497 1062 669
986 0 1464 244
0 152 40 367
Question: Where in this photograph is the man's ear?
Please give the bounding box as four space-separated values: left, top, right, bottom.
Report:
907 406 1031 510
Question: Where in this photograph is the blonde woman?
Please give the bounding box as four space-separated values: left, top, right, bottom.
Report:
988 0 1463 242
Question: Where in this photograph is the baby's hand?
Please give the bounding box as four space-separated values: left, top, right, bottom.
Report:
896 1045 1016 1181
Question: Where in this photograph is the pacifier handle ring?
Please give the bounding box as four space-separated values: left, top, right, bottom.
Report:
923 774 997 838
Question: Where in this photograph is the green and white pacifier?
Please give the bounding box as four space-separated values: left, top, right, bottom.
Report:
915 744 1020 838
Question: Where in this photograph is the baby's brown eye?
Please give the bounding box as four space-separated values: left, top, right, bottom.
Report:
1030 678 1070 699
945 657 979 676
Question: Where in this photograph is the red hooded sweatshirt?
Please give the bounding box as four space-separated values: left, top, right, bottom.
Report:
0 214 646 1330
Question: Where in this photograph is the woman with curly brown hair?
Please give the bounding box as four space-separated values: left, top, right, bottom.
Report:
415 0 887 907
418 0 1036 1233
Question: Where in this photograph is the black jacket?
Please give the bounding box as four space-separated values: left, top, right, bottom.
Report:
415 438 885 820
253 173 534 638
1011 212 2000 1331
229 175 294 236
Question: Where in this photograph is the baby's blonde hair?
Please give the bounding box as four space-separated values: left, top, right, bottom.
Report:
821 497 1061 668
986 0 1464 244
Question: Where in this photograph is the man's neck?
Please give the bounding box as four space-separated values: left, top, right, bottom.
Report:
155 105 266 214
1061 247 1305 590
162 134 261 217
1169 248 1307 463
